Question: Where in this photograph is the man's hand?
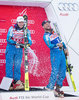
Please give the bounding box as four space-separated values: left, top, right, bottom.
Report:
64 49 69 56
15 42 24 48
57 43 63 47
24 43 30 48
27 44 30 47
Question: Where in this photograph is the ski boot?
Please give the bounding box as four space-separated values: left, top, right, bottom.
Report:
54 85 64 98
9 80 24 90
45 87 54 91
9 80 15 91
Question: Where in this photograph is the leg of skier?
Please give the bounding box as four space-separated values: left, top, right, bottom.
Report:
46 49 60 90
54 50 66 98
14 48 23 80
6 46 15 79
13 48 24 90
6 45 16 90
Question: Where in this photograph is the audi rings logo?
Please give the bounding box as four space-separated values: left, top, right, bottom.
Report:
28 20 35 26
32 40 36 44
0 59 6 63
58 3 79 11
0 49 6 53
0 39 6 43
11 19 16 24
30 30 35 34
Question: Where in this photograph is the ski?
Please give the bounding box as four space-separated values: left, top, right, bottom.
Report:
53 22 77 91
66 57 77 91
23 15 29 91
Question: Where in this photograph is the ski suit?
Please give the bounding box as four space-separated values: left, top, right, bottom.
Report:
6 24 32 81
43 32 66 90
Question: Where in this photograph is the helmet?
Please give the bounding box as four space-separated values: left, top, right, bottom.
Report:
42 20 50 26
16 16 24 22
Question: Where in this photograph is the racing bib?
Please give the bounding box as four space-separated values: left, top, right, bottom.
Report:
12 29 24 44
50 33 61 44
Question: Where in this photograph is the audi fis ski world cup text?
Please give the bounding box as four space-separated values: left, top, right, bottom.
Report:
0 29 7 33
58 2 79 11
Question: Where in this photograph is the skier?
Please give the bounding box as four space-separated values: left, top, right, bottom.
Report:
42 20 69 97
6 16 32 90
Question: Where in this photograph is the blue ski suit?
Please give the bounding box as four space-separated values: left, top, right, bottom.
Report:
6 24 32 81
43 32 66 89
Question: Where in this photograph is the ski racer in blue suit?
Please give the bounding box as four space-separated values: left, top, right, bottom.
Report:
6 16 32 90
42 20 69 97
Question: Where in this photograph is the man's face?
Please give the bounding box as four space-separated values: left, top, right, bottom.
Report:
43 22 51 30
17 21 24 28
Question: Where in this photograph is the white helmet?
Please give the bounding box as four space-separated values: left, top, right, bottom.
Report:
16 16 24 22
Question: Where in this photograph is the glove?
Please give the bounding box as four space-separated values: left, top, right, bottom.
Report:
15 43 24 48
24 43 30 48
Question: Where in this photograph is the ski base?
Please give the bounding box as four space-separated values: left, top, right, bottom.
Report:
24 72 29 91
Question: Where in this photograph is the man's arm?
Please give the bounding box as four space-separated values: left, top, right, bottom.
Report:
7 26 16 44
43 34 57 48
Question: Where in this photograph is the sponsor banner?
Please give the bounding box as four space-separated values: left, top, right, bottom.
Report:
0 5 68 86
1 91 55 100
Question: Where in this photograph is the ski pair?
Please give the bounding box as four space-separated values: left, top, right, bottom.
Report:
53 22 77 92
23 15 29 91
